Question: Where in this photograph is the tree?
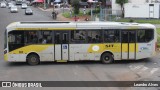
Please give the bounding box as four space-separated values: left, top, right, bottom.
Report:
99 0 106 8
71 0 80 15
116 0 128 17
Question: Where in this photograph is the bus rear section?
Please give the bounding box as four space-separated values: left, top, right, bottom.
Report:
121 29 156 60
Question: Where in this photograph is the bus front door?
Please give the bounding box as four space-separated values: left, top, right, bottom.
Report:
121 30 136 60
54 31 69 61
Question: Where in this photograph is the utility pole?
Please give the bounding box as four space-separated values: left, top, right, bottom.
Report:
63 2 64 13
53 0 55 11
99 2 103 21
63 0 65 13
44 0 46 9
91 3 93 21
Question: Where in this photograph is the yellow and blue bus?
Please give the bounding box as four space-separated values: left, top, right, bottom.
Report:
4 21 157 65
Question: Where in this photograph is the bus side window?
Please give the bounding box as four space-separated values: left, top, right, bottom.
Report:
137 30 145 42
121 31 128 43
104 30 120 43
137 29 153 43
70 30 87 43
129 31 136 43
25 31 38 44
40 31 52 44
145 30 153 42
87 30 102 43
114 30 120 42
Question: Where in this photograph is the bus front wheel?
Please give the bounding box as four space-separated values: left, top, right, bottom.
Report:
27 54 40 65
101 53 114 64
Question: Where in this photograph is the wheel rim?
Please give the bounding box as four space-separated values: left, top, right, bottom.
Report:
104 56 110 61
30 57 37 63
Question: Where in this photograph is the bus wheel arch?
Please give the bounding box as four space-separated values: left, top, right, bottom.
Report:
100 51 114 64
26 52 40 65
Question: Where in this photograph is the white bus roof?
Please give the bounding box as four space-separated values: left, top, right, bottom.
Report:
6 21 156 31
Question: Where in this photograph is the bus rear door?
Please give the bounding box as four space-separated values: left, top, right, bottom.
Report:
121 30 136 60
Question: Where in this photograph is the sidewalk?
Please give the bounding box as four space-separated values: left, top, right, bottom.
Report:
57 13 91 21
38 7 72 21
38 7 91 21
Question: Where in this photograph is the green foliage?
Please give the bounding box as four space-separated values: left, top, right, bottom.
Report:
62 12 72 18
71 0 80 15
87 8 100 15
154 28 160 47
116 0 128 17
157 28 160 35
62 11 84 18
116 0 128 5
116 19 160 24
157 43 160 48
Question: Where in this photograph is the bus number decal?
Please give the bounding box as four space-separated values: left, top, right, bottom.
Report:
106 44 114 48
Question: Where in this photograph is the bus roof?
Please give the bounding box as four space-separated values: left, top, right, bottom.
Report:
6 21 156 31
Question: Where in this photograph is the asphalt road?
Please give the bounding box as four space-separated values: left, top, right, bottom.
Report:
0 3 160 90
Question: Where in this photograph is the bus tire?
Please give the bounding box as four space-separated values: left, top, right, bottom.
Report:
101 53 114 64
27 54 40 65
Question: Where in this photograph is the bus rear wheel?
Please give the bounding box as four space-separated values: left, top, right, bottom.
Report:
27 54 40 65
101 53 114 64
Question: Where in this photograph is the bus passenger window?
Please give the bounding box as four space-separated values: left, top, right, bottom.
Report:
40 31 52 44
42 37 47 44
121 31 128 43
25 31 38 44
137 30 145 42
137 30 153 42
145 30 153 42
129 31 136 43
104 30 120 43
87 30 102 43
70 30 87 43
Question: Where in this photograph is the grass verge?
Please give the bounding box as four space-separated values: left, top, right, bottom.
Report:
157 28 160 48
62 11 84 18
117 18 160 24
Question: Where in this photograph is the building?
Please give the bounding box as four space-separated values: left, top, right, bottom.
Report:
112 0 160 11
125 3 160 18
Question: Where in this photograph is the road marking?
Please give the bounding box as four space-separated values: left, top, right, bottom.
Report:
141 67 149 71
134 65 143 70
129 65 144 71
150 68 159 74
137 67 149 74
